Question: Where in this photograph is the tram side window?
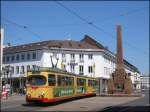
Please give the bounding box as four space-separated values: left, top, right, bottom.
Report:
77 78 86 86
57 75 74 86
88 80 97 87
48 74 56 86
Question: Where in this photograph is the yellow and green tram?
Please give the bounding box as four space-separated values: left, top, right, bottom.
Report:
26 67 98 103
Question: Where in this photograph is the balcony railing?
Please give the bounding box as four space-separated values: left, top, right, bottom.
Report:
79 72 84 75
79 60 84 63
70 59 75 63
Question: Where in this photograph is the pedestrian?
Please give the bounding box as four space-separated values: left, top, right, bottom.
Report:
23 86 26 95
19 88 22 95
5 83 10 96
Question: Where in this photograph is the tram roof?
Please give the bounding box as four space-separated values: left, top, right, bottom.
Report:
27 67 96 79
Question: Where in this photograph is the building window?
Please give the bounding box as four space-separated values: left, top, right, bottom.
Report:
11 67 14 74
32 52 36 59
62 53 66 62
88 66 93 73
16 54 20 61
21 54 25 60
27 65 30 70
70 65 75 73
27 53 30 60
21 66 25 73
88 54 93 60
11 55 15 61
64 65 66 70
6 56 10 62
32 65 36 69
79 54 84 62
79 65 84 75
3 56 5 63
70 53 75 62
16 66 19 74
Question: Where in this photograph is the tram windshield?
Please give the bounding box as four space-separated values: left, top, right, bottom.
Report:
27 75 46 86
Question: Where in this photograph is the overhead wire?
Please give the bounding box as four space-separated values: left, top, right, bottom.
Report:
55 1 115 38
2 17 42 41
16 6 148 28
54 1 149 56
92 7 148 23
1 3 148 56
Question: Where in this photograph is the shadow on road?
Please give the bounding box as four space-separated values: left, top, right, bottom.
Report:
100 106 150 112
22 95 95 107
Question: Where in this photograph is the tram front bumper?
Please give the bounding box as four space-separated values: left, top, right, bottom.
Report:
26 96 50 103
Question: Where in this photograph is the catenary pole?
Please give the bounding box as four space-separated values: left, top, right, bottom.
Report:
0 28 4 94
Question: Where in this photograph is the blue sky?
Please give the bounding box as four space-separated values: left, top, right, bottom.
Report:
1 1 149 75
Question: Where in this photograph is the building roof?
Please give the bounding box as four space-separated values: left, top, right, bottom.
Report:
3 34 140 73
3 39 99 54
81 35 105 49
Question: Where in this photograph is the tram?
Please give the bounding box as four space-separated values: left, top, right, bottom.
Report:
26 67 98 103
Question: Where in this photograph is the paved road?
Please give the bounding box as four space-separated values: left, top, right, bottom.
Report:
100 90 150 112
1 91 149 111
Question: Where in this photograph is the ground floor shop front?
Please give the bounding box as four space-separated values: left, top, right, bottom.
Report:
2 77 26 94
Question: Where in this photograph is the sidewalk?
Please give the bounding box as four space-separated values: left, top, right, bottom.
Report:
1 94 25 102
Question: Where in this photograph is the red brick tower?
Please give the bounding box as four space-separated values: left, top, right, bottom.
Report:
107 25 132 94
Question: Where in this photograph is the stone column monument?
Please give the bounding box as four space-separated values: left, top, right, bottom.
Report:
107 25 132 94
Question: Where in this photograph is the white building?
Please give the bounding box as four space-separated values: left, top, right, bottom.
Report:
2 35 141 93
140 75 150 90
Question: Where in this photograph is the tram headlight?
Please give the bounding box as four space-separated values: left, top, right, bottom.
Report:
39 92 45 98
41 93 45 98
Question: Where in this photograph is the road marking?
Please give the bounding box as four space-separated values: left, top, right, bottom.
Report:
1 104 21 109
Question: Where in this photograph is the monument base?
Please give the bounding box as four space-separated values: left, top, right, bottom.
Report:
107 71 133 95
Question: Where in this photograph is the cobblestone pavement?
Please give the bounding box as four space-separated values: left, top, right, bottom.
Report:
37 96 141 111
1 94 144 111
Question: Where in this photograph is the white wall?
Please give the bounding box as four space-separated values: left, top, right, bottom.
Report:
3 48 141 83
2 50 43 77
